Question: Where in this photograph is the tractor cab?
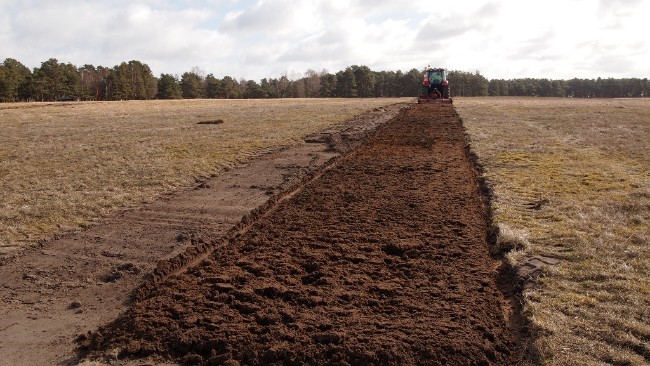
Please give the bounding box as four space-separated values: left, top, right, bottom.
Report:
425 69 446 85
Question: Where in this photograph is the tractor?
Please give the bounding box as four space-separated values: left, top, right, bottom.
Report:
418 67 452 104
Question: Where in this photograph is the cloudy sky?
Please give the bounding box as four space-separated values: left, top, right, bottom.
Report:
1 0 648 81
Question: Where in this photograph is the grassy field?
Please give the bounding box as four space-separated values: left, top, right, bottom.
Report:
456 97 650 365
0 98 407 249
3 96 648 364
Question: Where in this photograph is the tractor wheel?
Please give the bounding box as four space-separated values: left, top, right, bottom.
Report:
442 85 450 99
421 86 429 97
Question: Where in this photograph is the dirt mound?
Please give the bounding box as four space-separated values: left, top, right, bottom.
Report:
81 104 523 365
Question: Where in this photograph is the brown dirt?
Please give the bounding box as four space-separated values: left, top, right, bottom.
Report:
0 105 401 366
80 104 524 365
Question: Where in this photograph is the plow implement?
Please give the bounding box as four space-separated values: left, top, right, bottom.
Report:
418 95 453 104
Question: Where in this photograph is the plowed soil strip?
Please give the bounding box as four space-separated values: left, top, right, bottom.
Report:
84 104 522 365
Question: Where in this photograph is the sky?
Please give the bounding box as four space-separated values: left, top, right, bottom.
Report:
1 0 648 81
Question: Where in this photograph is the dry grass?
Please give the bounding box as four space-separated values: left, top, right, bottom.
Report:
0 98 407 248
456 97 650 365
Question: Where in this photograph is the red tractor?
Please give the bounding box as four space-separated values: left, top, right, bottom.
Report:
418 67 452 104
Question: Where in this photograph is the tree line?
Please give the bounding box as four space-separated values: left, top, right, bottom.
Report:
0 57 647 102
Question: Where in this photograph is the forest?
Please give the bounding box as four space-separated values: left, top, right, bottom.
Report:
0 57 647 102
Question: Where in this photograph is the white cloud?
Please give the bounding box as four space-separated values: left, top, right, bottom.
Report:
0 0 648 80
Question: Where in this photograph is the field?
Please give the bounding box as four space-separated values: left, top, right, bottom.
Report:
456 97 650 365
0 98 406 251
80 103 524 365
0 97 648 365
